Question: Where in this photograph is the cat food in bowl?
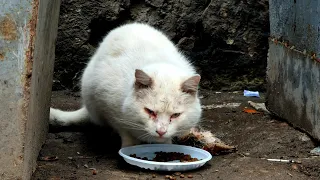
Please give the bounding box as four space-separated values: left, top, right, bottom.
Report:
129 151 200 162
119 144 212 171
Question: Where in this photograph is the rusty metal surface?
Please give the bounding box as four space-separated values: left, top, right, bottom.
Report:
0 0 34 179
0 0 60 179
267 0 320 140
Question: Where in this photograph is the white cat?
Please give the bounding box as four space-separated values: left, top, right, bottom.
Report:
50 22 202 148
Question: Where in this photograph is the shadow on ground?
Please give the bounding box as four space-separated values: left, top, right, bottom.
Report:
32 90 320 180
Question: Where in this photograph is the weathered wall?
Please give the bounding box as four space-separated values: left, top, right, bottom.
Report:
53 0 269 91
0 0 60 179
266 0 320 140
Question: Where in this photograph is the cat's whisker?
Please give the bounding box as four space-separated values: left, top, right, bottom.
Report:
146 135 153 144
138 132 151 140
123 127 144 131
118 123 144 130
116 119 145 128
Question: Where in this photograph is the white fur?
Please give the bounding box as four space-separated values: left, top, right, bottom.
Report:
50 23 202 147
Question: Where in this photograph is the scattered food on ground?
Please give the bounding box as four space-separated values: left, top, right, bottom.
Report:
187 174 193 178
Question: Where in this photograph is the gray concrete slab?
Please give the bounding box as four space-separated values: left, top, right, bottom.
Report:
267 0 320 140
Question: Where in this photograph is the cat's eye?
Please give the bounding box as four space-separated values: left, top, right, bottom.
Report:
144 108 157 118
171 113 181 119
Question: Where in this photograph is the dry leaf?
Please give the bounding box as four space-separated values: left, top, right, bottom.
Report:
243 108 262 114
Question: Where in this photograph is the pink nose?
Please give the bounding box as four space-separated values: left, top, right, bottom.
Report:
156 130 166 137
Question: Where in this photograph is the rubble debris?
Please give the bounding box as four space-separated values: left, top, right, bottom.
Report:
201 103 241 110
310 147 320 156
262 158 301 164
247 101 270 114
175 127 236 155
243 90 260 97
39 156 59 161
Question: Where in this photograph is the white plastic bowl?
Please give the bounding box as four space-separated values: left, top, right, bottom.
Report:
118 144 212 171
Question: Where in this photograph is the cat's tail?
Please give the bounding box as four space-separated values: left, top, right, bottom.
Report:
49 107 90 126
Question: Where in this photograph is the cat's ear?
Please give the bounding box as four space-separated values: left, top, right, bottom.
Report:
181 75 201 95
135 69 153 89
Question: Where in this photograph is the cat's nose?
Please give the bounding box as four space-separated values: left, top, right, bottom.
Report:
156 130 166 137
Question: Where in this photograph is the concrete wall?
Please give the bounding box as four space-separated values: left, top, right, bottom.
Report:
267 0 320 140
53 0 269 91
0 0 60 179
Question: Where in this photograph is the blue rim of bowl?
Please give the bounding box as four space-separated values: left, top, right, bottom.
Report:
118 144 212 166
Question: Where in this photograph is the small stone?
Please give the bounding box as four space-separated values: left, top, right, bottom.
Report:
83 164 89 168
226 38 234 45
174 172 181 176
180 174 185 178
299 134 310 142
165 175 170 179
187 174 193 178
152 174 156 178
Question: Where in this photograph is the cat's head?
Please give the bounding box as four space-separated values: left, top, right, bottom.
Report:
123 65 202 142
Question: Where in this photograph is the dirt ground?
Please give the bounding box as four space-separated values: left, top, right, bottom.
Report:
32 90 320 180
